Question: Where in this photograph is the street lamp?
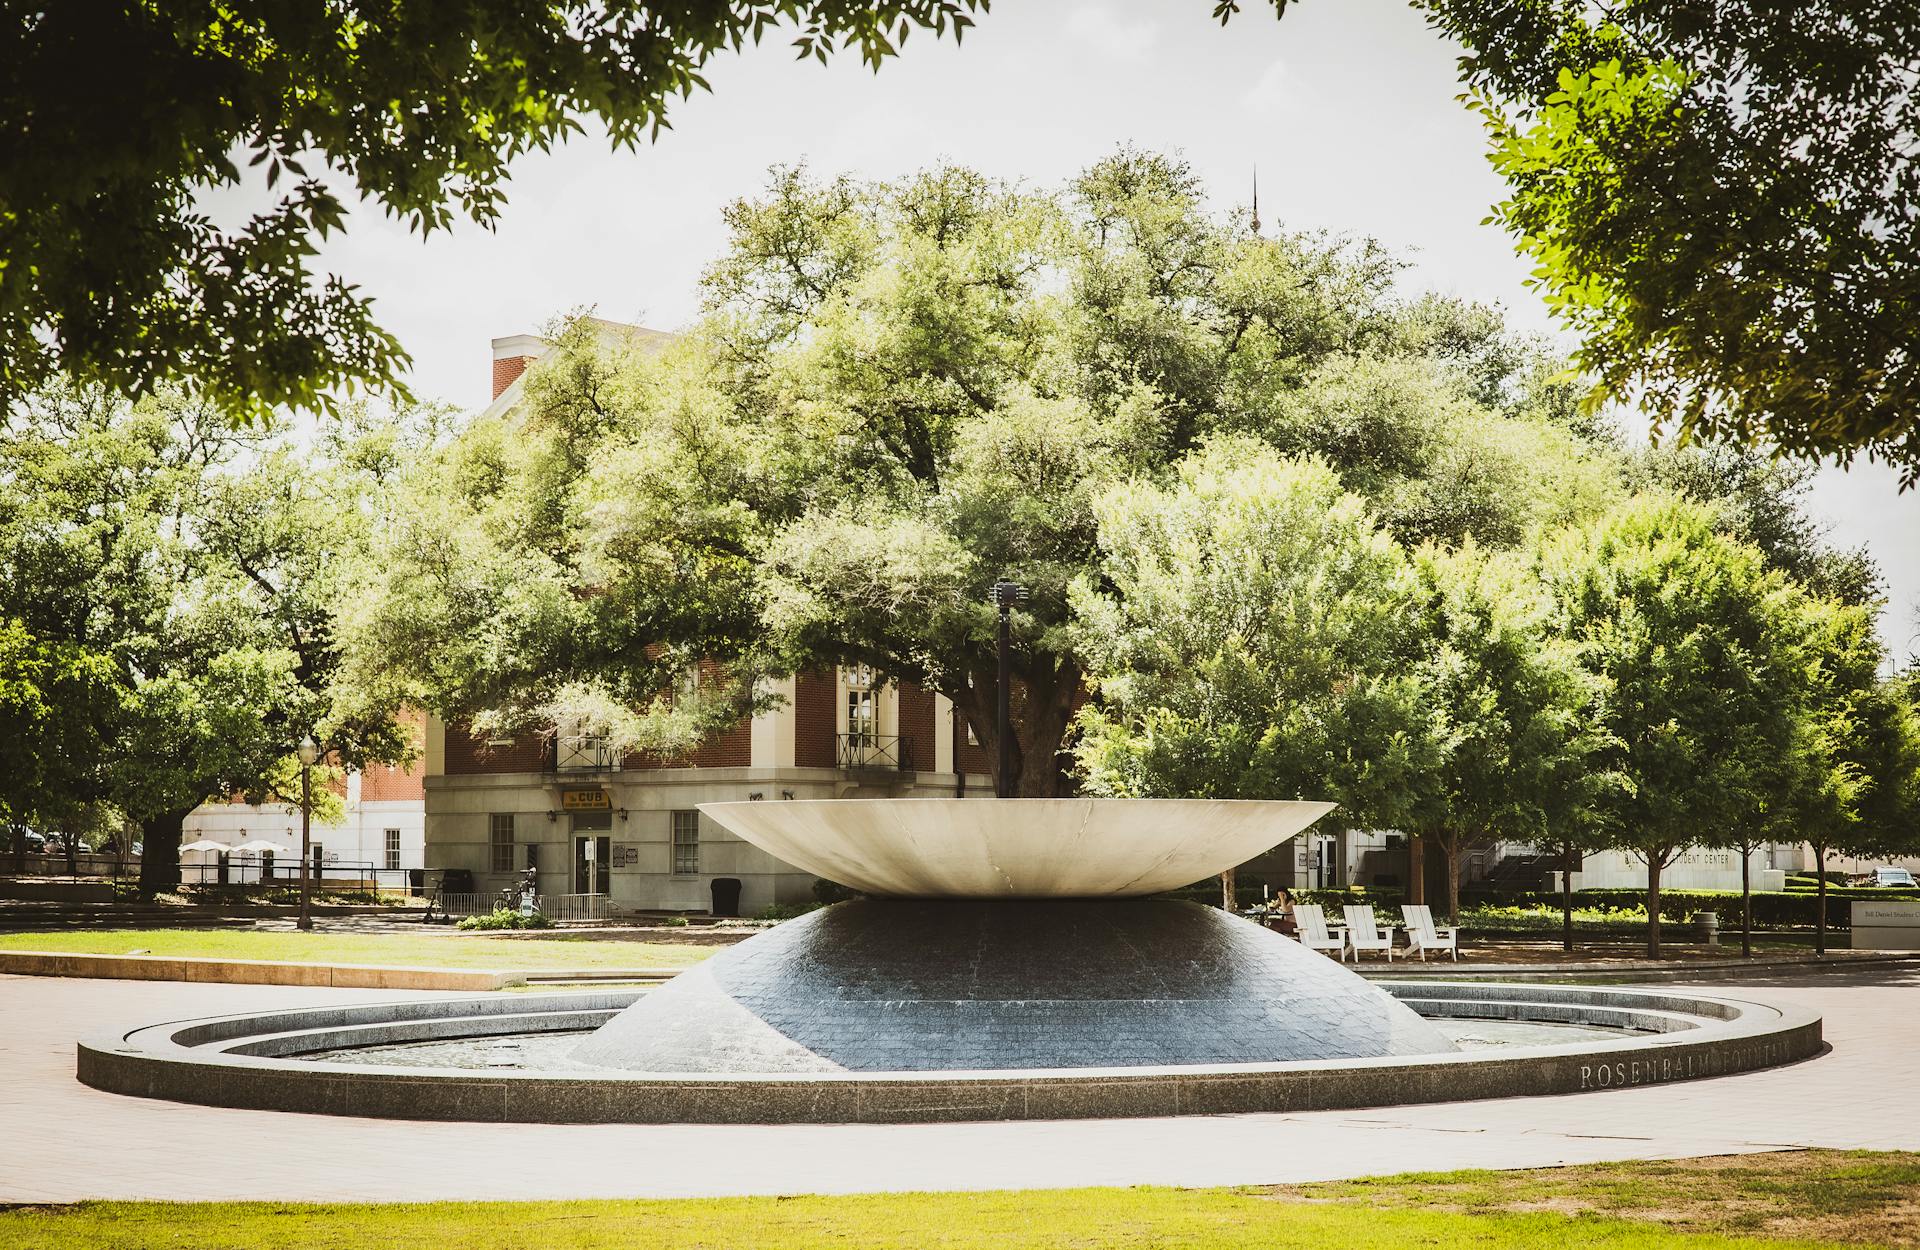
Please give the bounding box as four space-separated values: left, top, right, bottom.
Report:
296 735 318 932
988 579 1028 799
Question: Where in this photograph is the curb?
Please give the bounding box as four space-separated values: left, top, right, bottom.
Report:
0 950 522 991
76 983 1823 1125
1353 951 1920 983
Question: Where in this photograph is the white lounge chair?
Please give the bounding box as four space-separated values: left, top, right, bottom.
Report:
1400 904 1459 961
1291 904 1345 958
1342 904 1396 962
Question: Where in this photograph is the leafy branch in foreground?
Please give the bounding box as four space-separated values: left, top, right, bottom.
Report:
0 2 987 422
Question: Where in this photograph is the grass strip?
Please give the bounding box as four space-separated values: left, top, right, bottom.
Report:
0 928 713 971
4 1152 1914 1250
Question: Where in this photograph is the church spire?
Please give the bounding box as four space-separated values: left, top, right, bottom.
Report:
1251 165 1262 238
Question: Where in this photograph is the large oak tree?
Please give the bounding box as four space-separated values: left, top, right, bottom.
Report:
348 153 1590 795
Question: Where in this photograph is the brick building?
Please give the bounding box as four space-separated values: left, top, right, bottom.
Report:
182 715 428 885
419 328 994 914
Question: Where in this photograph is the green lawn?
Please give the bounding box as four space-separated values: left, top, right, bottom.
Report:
0 928 716 971
4 1152 1914 1249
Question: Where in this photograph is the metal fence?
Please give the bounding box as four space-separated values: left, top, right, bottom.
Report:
177 857 421 894
429 890 609 922
553 733 619 772
431 892 496 919
836 732 915 771
11 852 137 878
542 892 610 923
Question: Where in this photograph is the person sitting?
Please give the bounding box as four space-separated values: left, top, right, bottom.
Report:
1273 889 1299 936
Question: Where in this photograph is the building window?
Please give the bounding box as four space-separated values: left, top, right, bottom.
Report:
489 813 515 873
384 828 402 871
672 810 700 876
845 665 877 747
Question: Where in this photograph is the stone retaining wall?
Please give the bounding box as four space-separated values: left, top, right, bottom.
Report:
4 950 516 990
76 982 1822 1125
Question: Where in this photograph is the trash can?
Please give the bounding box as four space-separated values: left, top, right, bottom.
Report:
1695 910 1719 947
710 877 743 918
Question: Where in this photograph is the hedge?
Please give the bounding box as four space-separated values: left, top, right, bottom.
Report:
1471 888 1861 928
1175 879 1913 927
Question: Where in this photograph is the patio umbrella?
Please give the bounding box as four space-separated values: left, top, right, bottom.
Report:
233 840 284 854
178 839 228 854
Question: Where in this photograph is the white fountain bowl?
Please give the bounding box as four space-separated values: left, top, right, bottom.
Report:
695 798 1337 898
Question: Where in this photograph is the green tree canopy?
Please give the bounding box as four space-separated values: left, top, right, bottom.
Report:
348 153 1593 795
1770 611 1920 953
1070 442 1429 823
0 2 986 422
1409 0 1920 480
0 384 412 892
1539 494 1832 956
1398 540 1608 924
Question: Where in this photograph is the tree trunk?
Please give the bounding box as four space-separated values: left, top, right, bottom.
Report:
962 666 1079 799
1220 866 1236 912
1740 841 1753 958
1562 840 1577 954
138 808 193 900
1646 854 1664 959
9 826 23 875
1443 837 1463 927
1814 842 1829 957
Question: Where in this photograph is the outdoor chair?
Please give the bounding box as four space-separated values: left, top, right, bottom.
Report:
1341 904 1396 962
1400 904 1459 961
1290 904 1345 958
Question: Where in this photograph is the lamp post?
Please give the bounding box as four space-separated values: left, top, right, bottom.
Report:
296 735 318 932
988 579 1028 798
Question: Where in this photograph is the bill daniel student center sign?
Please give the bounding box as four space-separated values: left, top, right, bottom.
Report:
1853 900 1920 950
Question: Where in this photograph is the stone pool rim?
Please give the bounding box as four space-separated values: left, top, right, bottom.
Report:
76 981 1822 1125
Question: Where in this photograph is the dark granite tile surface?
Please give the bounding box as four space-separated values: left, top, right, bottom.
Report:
573 900 1457 1073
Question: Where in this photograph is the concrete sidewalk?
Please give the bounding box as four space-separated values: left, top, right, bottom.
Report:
2 966 1914 1203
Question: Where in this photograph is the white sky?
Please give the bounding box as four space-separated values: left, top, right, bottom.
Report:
276 0 1920 650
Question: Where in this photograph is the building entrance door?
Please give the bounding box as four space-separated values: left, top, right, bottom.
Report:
571 810 612 895
573 833 611 894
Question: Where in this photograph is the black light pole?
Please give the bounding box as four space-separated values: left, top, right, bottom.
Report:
988 579 1028 798
296 735 318 932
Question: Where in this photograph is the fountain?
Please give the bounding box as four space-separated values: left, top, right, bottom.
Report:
573 798 1458 1071
76 796 1824 1124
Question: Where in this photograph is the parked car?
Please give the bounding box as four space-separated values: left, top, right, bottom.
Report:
1872 867 1917 888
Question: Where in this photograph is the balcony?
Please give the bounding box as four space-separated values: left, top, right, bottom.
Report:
552 734 619 774
837 732 915 772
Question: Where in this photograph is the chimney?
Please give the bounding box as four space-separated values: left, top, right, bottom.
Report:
490 333 546 399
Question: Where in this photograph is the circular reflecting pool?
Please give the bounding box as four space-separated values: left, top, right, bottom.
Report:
301 1016 1645 1073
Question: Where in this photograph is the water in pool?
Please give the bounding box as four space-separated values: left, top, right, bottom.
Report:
302 1018 1636 1072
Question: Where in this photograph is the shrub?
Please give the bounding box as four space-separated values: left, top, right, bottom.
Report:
455 908 552 930
758 902 820 922
1468 888 1856 928
812 878 859 905
181 883 397 907
1457 903 1650 933
660 915 689 928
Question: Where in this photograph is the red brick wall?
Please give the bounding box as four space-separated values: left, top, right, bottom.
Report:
794 670 837 768
361 711 425 800
491 355 534 399
897 681 936 773
445 724 548 775
955 704 993 777
690 717 751 768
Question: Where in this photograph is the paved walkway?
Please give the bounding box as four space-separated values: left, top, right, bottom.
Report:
1 967 1914 1203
